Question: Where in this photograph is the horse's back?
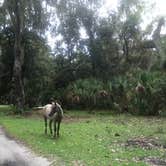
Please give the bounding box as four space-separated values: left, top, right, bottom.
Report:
43 104 53 119
43 103 63 121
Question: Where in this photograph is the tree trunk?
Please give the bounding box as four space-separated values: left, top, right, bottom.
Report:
89 30 96 77
11 34 25 109
8 0 25 109
123 37 130 63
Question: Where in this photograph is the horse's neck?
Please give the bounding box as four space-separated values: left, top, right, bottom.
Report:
56 103 63 115
56 106 63 117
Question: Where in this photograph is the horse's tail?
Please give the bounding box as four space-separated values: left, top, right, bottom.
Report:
33 106 44 110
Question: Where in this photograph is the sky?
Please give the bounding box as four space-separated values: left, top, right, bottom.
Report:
101 0 166 25
104 0 166 15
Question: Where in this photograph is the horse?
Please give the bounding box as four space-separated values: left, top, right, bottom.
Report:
42 102 63 138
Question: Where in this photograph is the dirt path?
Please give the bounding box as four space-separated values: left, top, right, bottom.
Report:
0 127 51 166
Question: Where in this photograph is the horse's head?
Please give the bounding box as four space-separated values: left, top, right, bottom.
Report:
48 103 57 117
48 102 63 117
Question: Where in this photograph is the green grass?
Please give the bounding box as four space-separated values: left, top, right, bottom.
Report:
0 111 166 166
0 105 12 112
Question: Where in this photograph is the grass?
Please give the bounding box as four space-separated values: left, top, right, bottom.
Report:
0 110 166 165
0 105 12 112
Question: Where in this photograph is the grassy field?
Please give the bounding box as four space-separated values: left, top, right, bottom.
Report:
0 105 13 112
0 106 166 165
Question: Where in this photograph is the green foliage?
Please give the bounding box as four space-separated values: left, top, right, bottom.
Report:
65 78 106 109
23 31 55 106
52 70 166 116
0 105 32 115
126 71 166 115
0 105 12 114
0 27 14 99
0 27 54 106
0 0 51 108
0 0 165 114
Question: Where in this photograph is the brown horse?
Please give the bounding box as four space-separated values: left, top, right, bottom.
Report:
42 102 63 138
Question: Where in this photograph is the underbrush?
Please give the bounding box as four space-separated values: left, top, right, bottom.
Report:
54 70 166 116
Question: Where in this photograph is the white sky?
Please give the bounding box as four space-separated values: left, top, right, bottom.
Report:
101 0 166 23
102 0 166 15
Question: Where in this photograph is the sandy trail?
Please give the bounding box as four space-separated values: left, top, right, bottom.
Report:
0 127 51 166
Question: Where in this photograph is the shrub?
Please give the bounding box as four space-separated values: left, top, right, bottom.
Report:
54 70 166 116
65 78 113 109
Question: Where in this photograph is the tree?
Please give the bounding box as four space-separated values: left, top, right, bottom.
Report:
56 0 80 61
52 0 101 77
152 17 166 68
76 0 101 76
1 0 49 108
118 0 144 64
0 27 14 102
93 15 120 79
23 30 54 106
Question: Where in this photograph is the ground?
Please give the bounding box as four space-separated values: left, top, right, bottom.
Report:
0 126 50 166
0 107 166 166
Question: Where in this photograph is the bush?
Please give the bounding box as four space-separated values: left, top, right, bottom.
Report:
129 71 166 115
65 78 114 109
50 70 166 116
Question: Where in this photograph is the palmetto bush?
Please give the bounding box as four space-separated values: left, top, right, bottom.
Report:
62 70 166 115
106 70 166 115
65 78 113 109
129 71 166 115
149 75 166 115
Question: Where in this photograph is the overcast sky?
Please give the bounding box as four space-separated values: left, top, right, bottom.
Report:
101 0 166 23
103 0 166 15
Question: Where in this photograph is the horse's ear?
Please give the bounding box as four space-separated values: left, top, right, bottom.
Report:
51 101 55 105
55 100 62 105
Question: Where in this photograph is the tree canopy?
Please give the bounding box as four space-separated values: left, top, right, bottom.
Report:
0 0 166 114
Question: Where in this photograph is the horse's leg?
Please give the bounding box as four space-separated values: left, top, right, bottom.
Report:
49 120 53 135
44 116 47 134
53 120 57 138
57 120 61 137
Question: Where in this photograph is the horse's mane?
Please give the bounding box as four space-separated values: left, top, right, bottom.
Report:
56 102 63 117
